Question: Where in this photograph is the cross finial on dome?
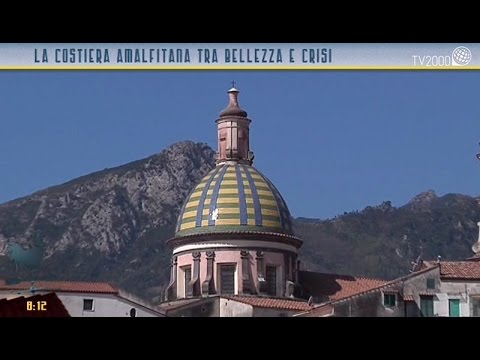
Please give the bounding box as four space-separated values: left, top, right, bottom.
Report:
228 81 239 93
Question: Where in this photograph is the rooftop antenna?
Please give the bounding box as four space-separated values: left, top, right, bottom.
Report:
13 280 43 296
410 254 423 272
472 222 480 255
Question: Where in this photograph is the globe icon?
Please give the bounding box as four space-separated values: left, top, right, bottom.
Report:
452 46 472 66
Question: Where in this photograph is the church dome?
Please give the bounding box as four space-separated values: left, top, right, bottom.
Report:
175 163 294 237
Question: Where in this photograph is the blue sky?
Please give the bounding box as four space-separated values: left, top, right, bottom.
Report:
0 71 479 219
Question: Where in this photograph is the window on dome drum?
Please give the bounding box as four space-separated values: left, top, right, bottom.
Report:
219 264 236 294
420 295 434 317
266 266 277 296
426 278 435 289
83 299 94 312
383 294 396 307
183 266 192 296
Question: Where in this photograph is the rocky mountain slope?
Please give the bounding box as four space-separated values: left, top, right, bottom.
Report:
0 141 215 301
1 142 479 301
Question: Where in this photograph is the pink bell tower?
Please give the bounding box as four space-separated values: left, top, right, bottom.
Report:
216 82 254 165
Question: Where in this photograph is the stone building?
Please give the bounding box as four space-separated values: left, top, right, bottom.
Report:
299 256 480 317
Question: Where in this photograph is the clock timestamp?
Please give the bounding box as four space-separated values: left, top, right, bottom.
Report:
27 300 47 311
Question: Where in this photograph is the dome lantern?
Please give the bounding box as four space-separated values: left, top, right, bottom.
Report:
216 83 254 165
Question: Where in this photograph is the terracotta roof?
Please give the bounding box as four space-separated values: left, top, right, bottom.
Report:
159 298 205 312
440 261 480 280
299 271 386 302
0 280 117 294
224 296 312 311
296 304 334 317
403 295 415 302
0 293 70 317
298 265 445 318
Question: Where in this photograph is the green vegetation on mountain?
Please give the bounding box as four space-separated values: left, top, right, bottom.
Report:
0 143 478 301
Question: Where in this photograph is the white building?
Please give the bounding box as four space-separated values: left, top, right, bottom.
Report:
0 280 165 317
299 259 480 317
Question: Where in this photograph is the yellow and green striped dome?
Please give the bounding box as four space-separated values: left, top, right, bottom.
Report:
175 163 294 237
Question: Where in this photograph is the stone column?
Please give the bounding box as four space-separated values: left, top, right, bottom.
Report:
283 253 292 297
202 251 216 295
165 256 177 301
295 258 301 283
256 250 267 294
284 253 292 281
187 251 201 297
241 250 253 294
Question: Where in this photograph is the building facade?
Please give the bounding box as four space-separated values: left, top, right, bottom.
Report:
300 259 480 317
0 280 164 317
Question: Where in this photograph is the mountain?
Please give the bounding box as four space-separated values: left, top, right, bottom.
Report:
1 142 479 301
0 141 215 302
296 191 480 279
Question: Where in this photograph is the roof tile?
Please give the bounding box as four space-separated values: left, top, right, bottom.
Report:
299 271 386 302
224 296 311 311
297 304 334 317
0 280 117 294
440 261 480 280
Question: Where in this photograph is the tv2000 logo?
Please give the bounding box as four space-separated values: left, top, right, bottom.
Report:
412 46 472 66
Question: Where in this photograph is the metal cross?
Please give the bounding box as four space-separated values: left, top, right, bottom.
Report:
231 80 236 88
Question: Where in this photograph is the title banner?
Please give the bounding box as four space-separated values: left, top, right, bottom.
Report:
0 43 478 69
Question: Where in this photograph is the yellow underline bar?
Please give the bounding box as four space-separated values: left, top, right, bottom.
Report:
1 66 480 70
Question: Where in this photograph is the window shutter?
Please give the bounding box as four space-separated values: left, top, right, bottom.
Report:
266 266 277 296
220 265 236 294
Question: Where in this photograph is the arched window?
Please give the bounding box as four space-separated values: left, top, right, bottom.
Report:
130 308 137 317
